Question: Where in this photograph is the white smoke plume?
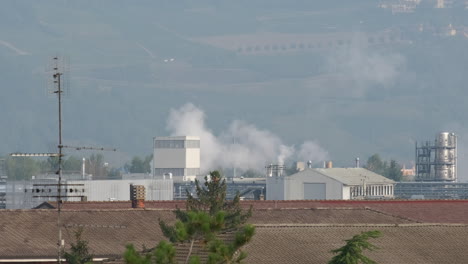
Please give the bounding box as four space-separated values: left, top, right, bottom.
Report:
327 34 406 97
166 103 328 172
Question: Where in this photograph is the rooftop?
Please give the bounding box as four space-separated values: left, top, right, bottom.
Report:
290 168 395 185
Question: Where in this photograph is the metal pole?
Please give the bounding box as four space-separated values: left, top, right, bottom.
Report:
54 59 63 264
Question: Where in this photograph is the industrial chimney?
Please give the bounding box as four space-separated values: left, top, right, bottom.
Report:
355 157 360 168
130 184 146 209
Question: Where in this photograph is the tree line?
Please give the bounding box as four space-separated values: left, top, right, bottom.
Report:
365 154 403 182
0 153 155 181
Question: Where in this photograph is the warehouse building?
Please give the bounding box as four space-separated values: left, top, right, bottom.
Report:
267 167 395 200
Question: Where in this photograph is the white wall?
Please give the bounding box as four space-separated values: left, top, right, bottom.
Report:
266 170 347 200
154 149 187 168
266 176 284 200
68 179 173 201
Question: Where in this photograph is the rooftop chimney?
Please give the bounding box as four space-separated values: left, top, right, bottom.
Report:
296 162 305 171
130 184 145 209
325 161 333 169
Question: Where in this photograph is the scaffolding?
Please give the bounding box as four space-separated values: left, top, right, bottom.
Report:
415 132 457 182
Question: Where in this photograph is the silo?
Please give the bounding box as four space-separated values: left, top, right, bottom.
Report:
434 132 457 181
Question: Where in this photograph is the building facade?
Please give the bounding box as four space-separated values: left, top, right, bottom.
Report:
153 136 201 181
267 168 395 200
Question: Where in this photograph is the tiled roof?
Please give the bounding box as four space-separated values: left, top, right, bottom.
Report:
56 199 468 224
243 224 468 264
0 207 411 259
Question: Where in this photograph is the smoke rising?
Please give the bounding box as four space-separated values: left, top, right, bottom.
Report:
327 34 406 97
166 103 328 172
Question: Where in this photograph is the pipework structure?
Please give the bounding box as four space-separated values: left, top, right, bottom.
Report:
416 132 457 182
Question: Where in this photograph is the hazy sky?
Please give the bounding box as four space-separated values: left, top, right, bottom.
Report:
1 1 467 180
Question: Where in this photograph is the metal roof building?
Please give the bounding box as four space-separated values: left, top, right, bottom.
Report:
267 168 395 200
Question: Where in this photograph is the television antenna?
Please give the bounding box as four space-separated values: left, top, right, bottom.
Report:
10 56 116 263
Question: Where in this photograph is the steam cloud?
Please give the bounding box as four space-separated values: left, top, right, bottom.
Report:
167 103 329 172
327 34 406 97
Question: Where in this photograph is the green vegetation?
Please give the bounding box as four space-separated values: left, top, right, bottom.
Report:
329 230 382 264
365 154 403 181
62 228 93 264
124 171 255 264
125 155 153 174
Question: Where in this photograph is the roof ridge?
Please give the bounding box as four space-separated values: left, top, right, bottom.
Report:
254 223 468 228
364 207 420 223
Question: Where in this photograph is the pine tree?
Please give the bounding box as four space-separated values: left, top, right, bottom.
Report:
123 244 152 264
158 171 254 264
160 171 252 242
328 230 382 264
62 228 93 264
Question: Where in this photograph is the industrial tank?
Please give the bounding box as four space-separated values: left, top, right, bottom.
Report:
434 132 457 181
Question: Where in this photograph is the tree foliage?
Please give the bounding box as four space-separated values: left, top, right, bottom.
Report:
62 228 93 264
328 230 382 264
156 171 254 264
124 244 152 264
3 156 40 180
365 154 403 181
126 155 152 174
154 241 176 264
124 171 254 264
207 224 256 264
85 154 108 179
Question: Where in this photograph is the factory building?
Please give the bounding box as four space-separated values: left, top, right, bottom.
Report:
153 136 201 182
267 167 395 200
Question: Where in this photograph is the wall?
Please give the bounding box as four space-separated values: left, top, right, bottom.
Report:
68 179 173 201
267 170 346 200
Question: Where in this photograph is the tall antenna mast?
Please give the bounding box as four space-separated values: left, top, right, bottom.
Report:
11 56 116 263
53 56 65 263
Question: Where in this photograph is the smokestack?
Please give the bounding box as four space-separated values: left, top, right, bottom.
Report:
325 161 333 169
82 158 86 179
296 162 305 171
307 160 313 169
356 157 360 168
130 184 146 209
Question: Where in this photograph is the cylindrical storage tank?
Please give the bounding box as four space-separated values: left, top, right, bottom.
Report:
436 132 451 147
436 149 451 163
435 165 454 181
325 161 333 168
436 132 456 148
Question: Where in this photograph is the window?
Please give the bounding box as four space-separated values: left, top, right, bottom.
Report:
155 139 200 149
185 140 200 148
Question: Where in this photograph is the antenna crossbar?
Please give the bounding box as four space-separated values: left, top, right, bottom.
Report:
62 145 117 152
10 153 61 157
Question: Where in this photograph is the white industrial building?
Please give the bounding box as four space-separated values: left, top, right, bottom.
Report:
67 179 173 202
153 136 200 181
267 168 395 200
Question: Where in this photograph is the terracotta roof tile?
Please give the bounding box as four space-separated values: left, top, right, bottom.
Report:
243 224 468 264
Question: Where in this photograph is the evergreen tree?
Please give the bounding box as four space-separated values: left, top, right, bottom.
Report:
125 171 254 264
124 244 151 264
328 230 382 264
154 241 176 264
206 224 256 264
62 228 93 264
160 171 252 242
385 160 403 181
158 171 254 264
